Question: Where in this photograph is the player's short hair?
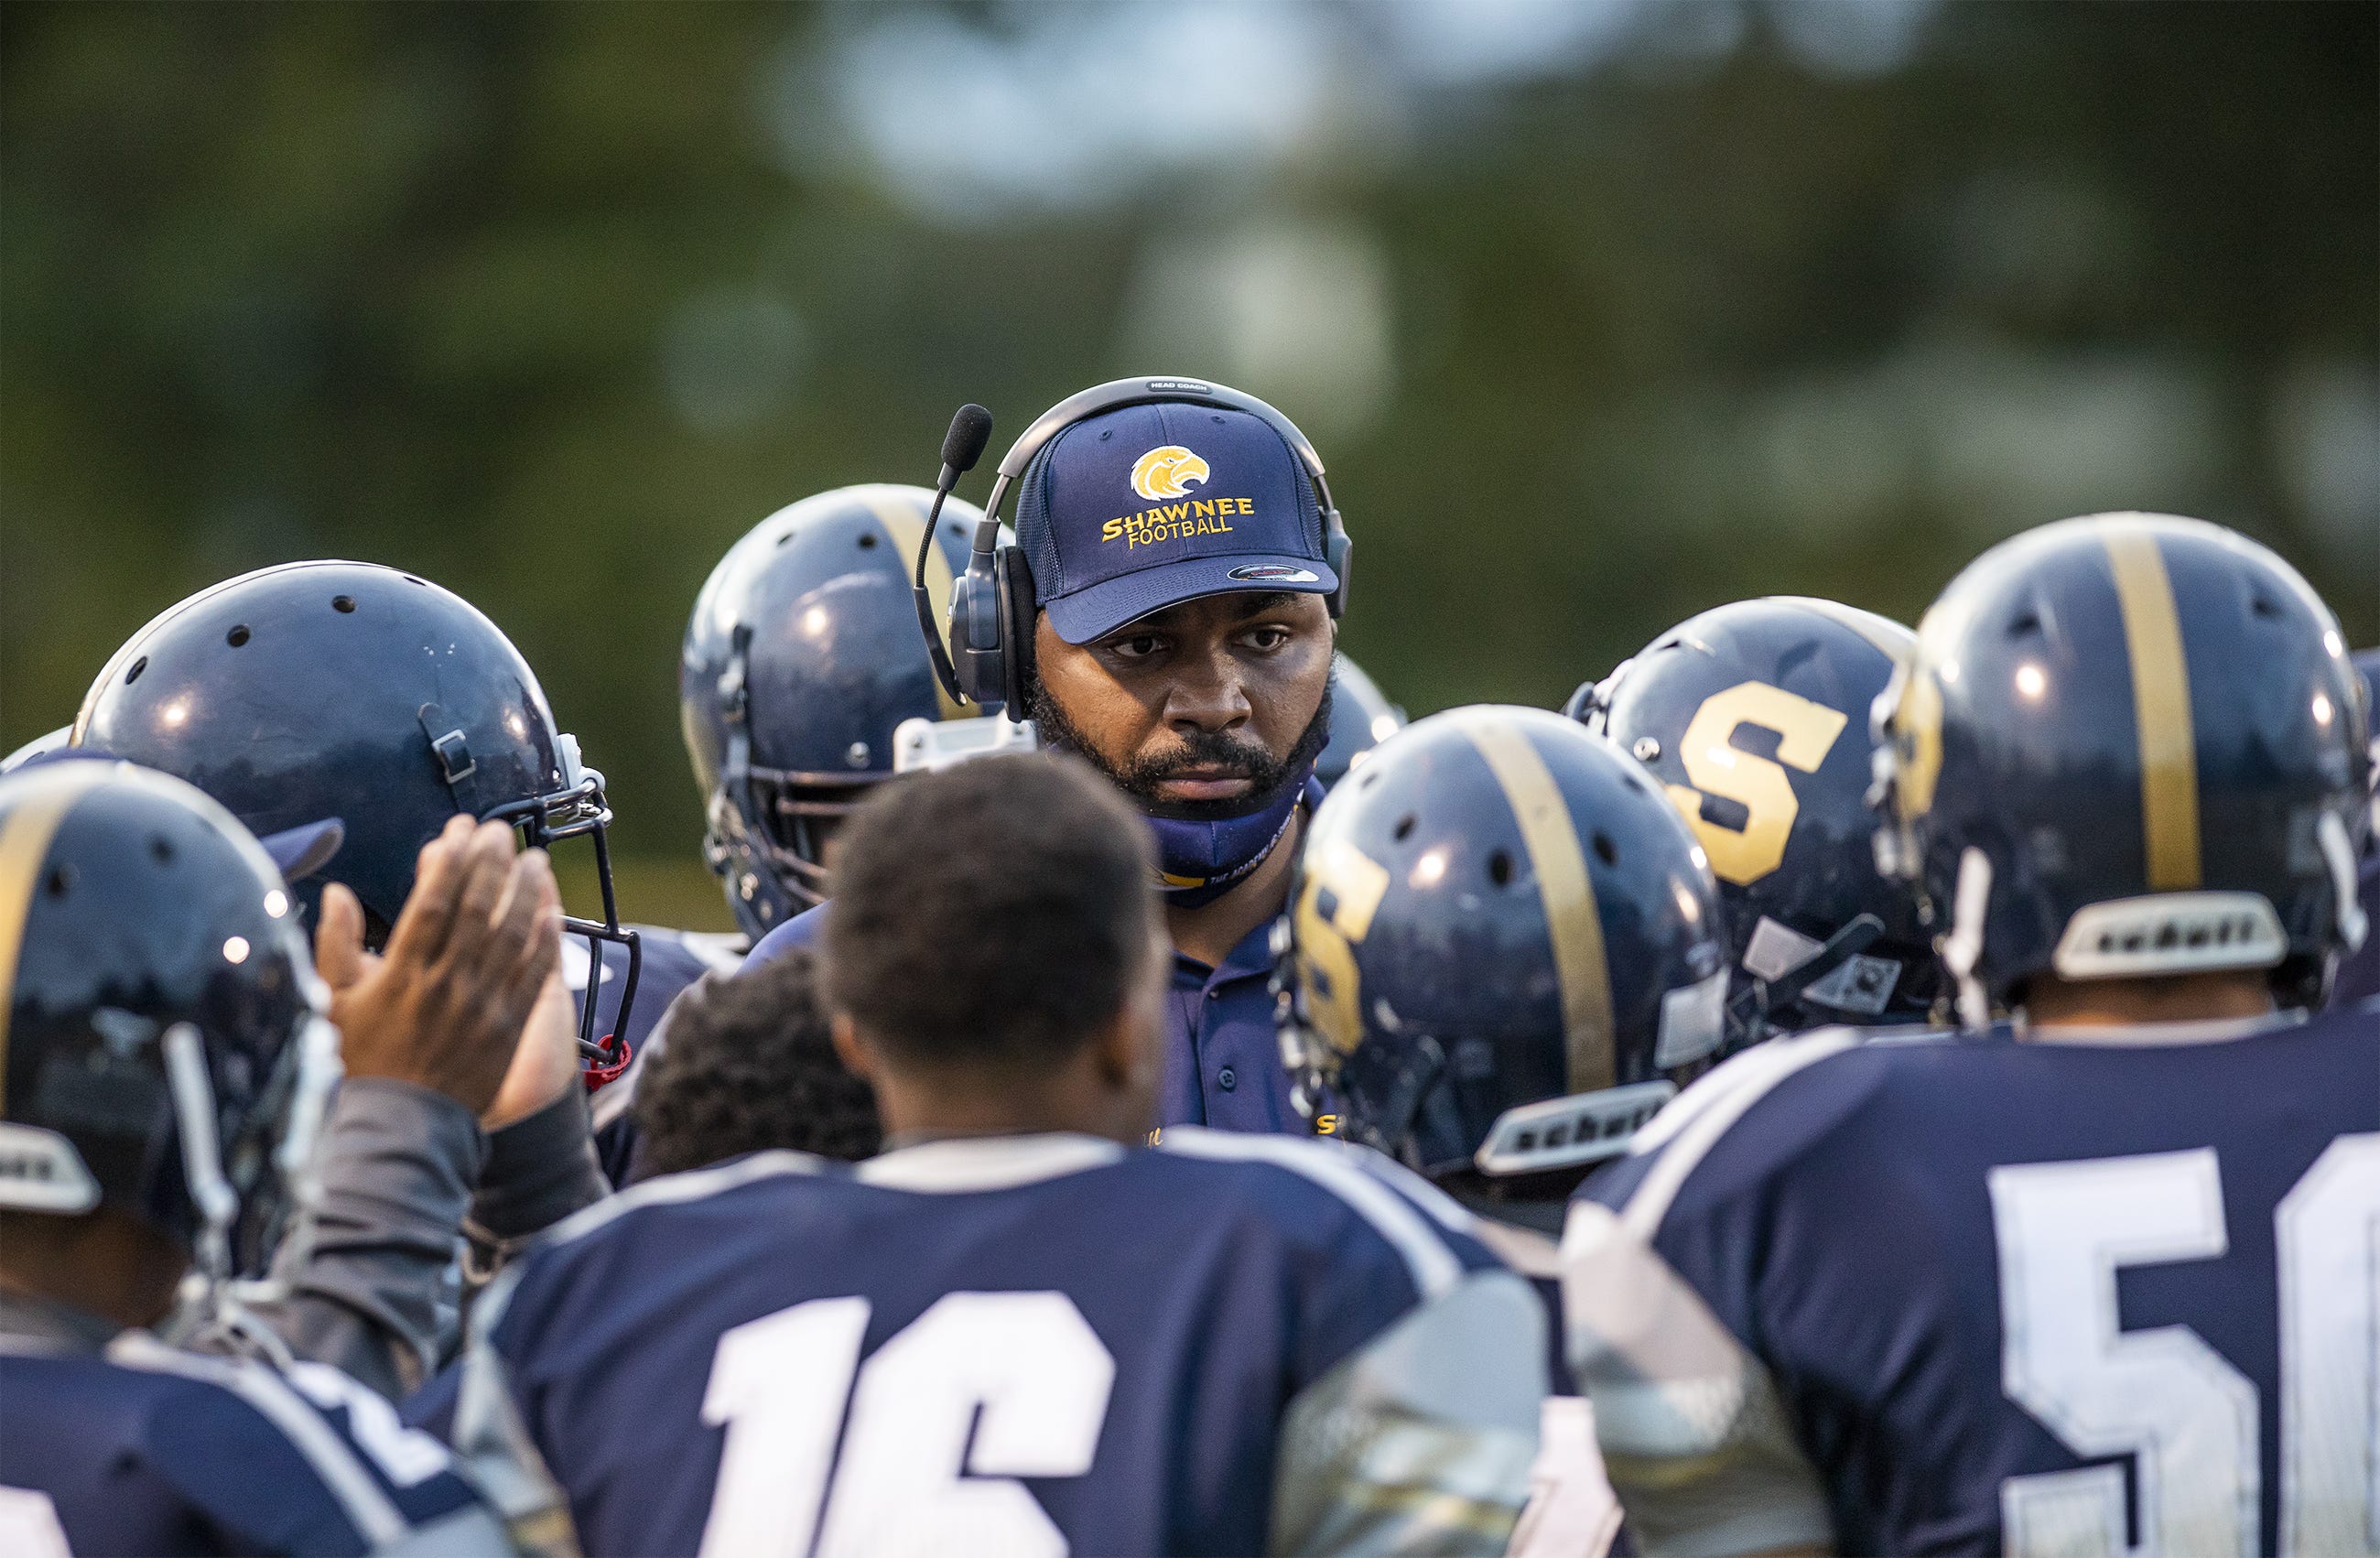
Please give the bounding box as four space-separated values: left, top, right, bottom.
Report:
823 752 1159 1075
630 949 881 1176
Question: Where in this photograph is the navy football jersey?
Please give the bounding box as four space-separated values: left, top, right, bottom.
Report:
449 1129 1547 1555
1562 1005 2380 1558
571 925 744 1184
0 1332 520 1556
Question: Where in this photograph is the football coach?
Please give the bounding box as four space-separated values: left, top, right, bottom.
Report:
746 376 1349 1135
1009 382 1345 1135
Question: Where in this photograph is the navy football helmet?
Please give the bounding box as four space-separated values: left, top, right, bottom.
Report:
1315 654 1406 790
681 484 991 939
1872 513 2371 1022
1 726 69 774
1569 596 1936 1034
0 763 340 1304
72 561 640 1069
1277 707 1730 1194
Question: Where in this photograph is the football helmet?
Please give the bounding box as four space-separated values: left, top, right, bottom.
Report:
72 560 640 1069
1570 596 1936 1033
1315 654 1405 790
681 484 990 938
1 726 69 774
1871 513 2371 1022
0 763 339 1295
1277 706 1730 1188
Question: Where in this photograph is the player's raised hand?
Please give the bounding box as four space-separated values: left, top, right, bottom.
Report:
478 965 582 1130
316 815 562 1120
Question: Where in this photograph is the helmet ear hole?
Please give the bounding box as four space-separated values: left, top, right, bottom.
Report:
1593 832 1618 867
1393 815 1417 842
1487 849 1514 887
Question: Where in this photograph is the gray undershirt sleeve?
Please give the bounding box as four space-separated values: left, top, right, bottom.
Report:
467 1086 608 1253
242 1077 486 1399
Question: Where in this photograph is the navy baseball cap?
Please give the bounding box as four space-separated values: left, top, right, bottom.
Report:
1016 402 1336 644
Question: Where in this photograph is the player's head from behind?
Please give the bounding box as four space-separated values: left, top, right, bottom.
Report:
0 763 341 1331
72 559 640 1068
1571 596 1935 1036
630 948 881 1178
995 386 1345 904
1871 512 2371 1028
682 485 996 939
820 753 1167 1145
1279 707 1731 1206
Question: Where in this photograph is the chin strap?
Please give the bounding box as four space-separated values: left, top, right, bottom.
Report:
582 1037 634 1092
1942 846 1996 1033
157 1022 291 1369
161 1024 236 1297
2317 809 2368 953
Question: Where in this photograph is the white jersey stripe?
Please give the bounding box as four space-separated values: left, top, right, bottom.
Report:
104 1335 408 1546
1157 1128 1466 1299
1617 1031 1858 1240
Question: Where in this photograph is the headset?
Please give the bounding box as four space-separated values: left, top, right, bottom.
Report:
914 376 1354 712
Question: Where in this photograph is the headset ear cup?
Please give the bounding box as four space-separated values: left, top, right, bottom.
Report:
1325 529 1353 619
946 570 986 706
1000 547 1036 715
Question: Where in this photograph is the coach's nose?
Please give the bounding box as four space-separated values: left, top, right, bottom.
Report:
1163 640 1253 737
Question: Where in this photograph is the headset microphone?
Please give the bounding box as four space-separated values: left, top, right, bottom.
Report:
917 404 993 703
937 404 994 491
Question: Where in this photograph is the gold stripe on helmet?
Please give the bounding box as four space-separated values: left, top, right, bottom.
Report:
0 765 114 1109
2103 525 2202 890
861 486 980 721
1459 714 1617 1094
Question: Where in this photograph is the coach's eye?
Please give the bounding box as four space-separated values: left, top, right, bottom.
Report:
1109 633 1166 661
1240 625 1293 653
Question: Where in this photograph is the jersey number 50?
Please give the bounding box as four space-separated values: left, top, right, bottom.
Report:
1989 1138 2380 1558
698 1291 1115 1558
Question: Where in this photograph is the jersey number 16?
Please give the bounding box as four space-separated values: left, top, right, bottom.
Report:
698 1291 1116 1558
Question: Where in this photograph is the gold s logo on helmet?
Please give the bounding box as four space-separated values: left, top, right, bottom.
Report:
1661 682 1848 885
1130 446 1210 503
1293 838 1391 1058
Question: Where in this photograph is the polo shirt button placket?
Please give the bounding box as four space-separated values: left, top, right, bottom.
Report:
1218 1066 1238 1091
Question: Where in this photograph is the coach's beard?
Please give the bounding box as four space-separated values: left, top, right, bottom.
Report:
1031 676 1333 905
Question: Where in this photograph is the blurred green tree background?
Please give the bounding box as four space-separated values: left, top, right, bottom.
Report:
5 1 2373 931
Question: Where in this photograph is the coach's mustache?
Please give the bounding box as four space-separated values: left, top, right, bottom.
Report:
1129 730 1282 786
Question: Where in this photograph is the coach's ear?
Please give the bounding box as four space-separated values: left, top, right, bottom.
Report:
829 1012 878 1084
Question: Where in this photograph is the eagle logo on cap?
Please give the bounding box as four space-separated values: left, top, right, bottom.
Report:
1130 446 1210 503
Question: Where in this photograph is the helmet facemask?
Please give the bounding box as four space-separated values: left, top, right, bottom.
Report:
481 734 643 1083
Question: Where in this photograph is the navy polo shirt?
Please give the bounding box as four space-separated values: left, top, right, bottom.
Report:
1160 912 1314 1134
